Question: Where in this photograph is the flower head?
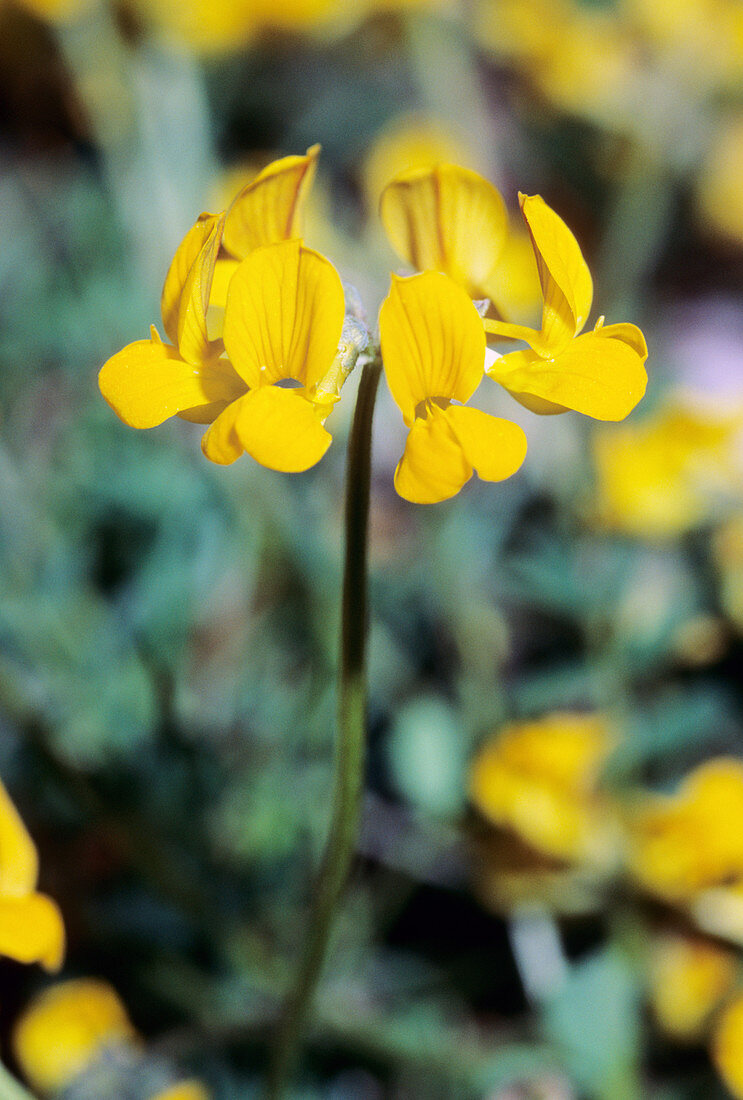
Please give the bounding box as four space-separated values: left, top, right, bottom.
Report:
712 993 743 1099
648 931 737 1041
469 712 619 866
485 192 648 420
0 777 65 971
100 229 346 471
379 270 527 503
629 758 743 903
13 979 137 1095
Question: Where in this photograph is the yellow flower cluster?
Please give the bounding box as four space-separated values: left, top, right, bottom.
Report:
99 146 647 503
13 978 209 1099
470 720 743 1098
0 776 64 972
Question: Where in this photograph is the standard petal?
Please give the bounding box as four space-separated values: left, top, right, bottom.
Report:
519 192 593 348
223 239 345 390
234 386 332 472
491 329 648 421
160 213 218 346
0 893 65 971
176 213 225 366
445 405 528 482
99 333 246 429
223 145 319 259
394 406 472 503
201 394 251 465
0 780 38 897
379 270 486 424
380 163 508 296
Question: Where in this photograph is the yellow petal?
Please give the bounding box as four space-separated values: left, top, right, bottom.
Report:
176 214 225 366
99 332 246 429
235 386 332 472
201 394 251 465
0 893 65 971
593 319 648 359
223 239 344 390
380 163 508 296
209 257 241 311
489 329 647 421
160 213 218 346
379 270 486 424
519 192 593 348
394 405 472 503
0 779 38 897
13 979 136 1094
445 405 527 482
223 145 320 259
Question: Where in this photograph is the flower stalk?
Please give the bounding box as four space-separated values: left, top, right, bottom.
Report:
265 353 382 1099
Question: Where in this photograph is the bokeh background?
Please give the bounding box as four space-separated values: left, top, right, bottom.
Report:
3 0 743 1096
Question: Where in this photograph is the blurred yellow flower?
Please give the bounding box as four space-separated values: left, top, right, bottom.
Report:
379 163 509 300
469 713 620 866
13 979 138 1094
0 778 64 972
624 0 743 92
648 932 737 1041
629 758 743 903
712 993 743 1099
150 1083 211 1100
474 0 638 128
485 193 648 420
592 401 742 538
138 0 344 54
379 270 527 503
697 115 743 244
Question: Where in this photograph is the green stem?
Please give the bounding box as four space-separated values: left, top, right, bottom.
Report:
0 1064 37 1100
265 356 382 1099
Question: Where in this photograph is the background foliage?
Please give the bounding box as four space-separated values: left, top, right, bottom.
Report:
2 0 743 1096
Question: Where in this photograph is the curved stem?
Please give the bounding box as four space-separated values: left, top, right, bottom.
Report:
265 356 382 1099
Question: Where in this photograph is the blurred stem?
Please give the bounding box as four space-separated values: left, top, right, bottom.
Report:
594 141 675 318
265 356 382 1099
0 1065 36 1100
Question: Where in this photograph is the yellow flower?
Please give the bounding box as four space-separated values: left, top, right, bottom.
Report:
136 0 343 54
648 932 737 1041
592 401 742 538
629 758 743 903
100 236 346 472
484 193 648 420
379 163 509 301
13 979 138 1094
0 778 64 971
712 993 743 1099
378 270 527 503
149 1083 211 1100
469 713 620 866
